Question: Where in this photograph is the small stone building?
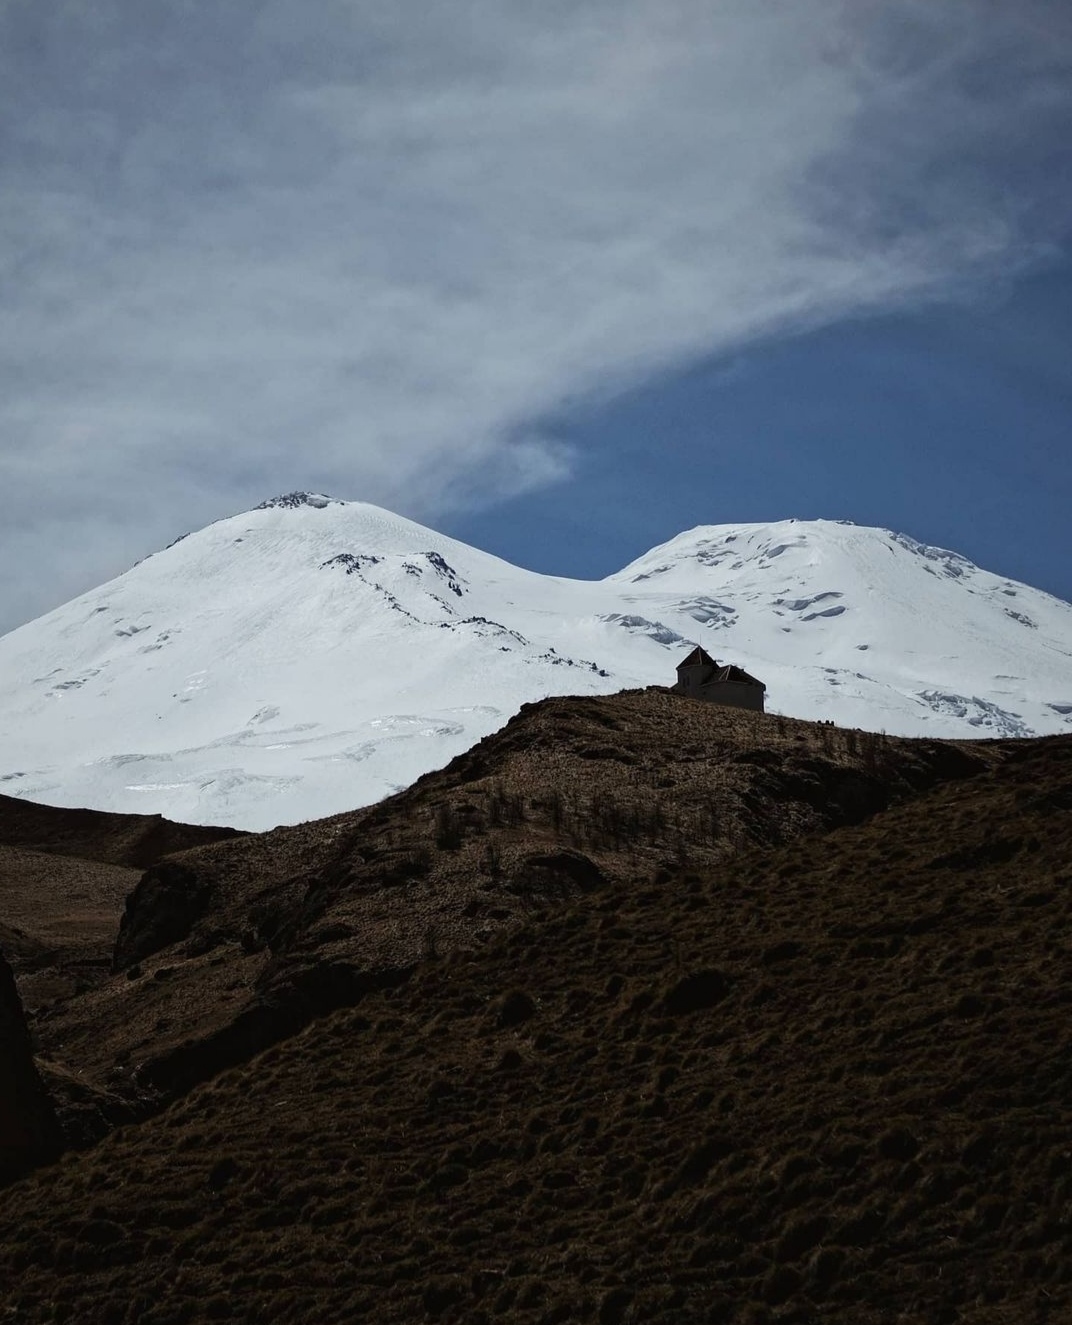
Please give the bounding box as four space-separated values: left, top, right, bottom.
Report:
671 646 766 712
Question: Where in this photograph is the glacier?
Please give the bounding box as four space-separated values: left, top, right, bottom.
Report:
0 492 1070 830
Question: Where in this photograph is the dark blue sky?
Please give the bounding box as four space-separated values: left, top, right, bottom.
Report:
448 256 1072 602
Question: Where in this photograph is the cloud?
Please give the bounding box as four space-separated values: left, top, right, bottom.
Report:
0 0 1069 628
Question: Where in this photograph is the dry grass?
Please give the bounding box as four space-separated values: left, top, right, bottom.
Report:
0 697 1069 1321
27 693 994 1102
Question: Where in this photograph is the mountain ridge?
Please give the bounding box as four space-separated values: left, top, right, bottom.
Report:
0 493 1069 829
1 688 1004 1136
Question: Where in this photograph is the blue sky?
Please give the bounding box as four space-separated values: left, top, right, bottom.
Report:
449 257 1072 601
1 1 1070 631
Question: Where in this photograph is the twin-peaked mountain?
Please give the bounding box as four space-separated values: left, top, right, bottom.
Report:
0 491 1070 829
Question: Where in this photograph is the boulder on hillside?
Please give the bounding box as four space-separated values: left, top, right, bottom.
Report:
0 949 62 1186
113 861 214 971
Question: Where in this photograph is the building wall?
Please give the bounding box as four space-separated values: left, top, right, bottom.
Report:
700 681 765 712
673 666 711 698
672 675 765 712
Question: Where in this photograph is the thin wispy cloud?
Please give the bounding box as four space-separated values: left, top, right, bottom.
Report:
1 0 1069 628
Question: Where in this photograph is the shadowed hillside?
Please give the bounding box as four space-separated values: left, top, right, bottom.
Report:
1 692 1070 1322
17 693 990 1113
0 797 241 1145
0 792 244 992
0 793 245 871
0 951 61 1187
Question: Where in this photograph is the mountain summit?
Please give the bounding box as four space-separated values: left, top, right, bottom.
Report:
0 495 1069 828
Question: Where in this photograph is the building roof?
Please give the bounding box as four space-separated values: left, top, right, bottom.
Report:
710 663 765 691
677 645 717 670
676 646 765 690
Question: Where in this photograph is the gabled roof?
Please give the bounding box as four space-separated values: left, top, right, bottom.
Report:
677 645 717 670
710 664 766 691
676 646 765 690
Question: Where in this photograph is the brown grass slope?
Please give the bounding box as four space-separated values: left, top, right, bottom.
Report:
29 693 989 1112
0 950 61 1188
0 796 242 1148
0 792 243 1005
0 847 139 981
1 711 1070 1321
0 792 244 871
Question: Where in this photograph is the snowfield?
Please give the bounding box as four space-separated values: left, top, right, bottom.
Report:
1 493 1070 830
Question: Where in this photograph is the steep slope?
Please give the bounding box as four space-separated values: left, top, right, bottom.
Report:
0 493 1069 828
0 797 241 1147
2 731 1070 1323
0 794 241 983
611 520 1072 738
0 494 619 830
0 792 243 870
20 693 991 1112
0 950 62 1188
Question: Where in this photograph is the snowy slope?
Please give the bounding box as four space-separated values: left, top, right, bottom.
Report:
1 493 1070 830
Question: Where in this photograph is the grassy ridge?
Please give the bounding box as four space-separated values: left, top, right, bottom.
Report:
1 713 1069 1322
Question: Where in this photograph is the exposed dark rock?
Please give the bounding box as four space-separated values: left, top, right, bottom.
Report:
113 862 214 971
508 850 606 895
36 1063 138 1151
255 492 336 511
136 962 412 1097
0 949 62 1186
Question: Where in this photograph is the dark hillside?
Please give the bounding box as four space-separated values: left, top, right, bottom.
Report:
0 792 243 870
0 950 61 1187
0 847 139 987
25 694 992 1110
1 709 1069 1321
0 793 242 989
0 795 243 1145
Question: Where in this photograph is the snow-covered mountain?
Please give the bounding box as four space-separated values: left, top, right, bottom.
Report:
1 492 1070 830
